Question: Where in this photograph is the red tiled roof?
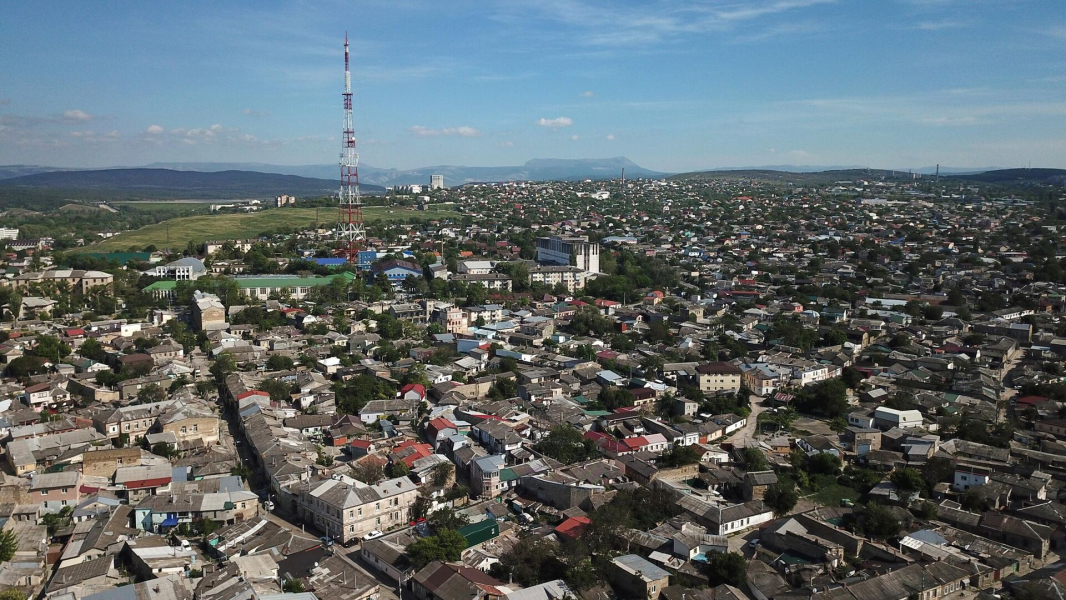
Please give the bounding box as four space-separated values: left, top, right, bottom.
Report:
555 516 592 539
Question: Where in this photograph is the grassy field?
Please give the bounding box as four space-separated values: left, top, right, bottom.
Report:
87 205 460 251
812 484 858 507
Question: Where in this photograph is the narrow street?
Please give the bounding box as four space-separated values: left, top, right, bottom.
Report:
731 393 767 447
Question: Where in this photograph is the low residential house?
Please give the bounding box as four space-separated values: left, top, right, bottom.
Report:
979 512 1053 559
92 399 179 442
473 420 524 455
743 470 778 501
411 561 508 600
113 464 173 504
24 381 72 411
159 401 220 446
471 455 508 499
29 471 82 513
359 398 418 424
873 407 924 430
608 554 670 600
133 487 260 532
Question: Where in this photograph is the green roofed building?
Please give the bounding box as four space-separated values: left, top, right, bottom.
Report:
145 271 356 300
457 519 499 548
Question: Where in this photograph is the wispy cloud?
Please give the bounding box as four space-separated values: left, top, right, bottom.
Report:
63 109 92 122
913 19 970 30
409 125 481 137
494 0 837 47
605 134 616 140
1043 25 1066 41
581 91 595 97
570 134 580 141
537 116 573 128
145 124 165 134
241 108 270 117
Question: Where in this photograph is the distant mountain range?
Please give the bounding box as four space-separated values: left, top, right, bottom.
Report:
140 157 664 186
0 168 384 198
0 157 665 188
1 160 1061 202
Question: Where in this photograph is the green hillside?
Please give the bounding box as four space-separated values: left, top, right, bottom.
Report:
86 205 460 251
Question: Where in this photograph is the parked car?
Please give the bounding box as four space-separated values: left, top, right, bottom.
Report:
363 530 384 541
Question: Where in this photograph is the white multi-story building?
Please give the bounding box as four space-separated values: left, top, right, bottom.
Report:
528 265 588 292
144 257 207 281
430 174 444 190
536 235 600 274
297 474 419 544
0 228 19 241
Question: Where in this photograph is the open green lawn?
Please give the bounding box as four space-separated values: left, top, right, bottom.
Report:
86 205 460 251
812 484 858 507
111 202 210 215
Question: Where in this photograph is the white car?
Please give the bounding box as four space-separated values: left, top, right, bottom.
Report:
363 530 384 541
749 538 760 548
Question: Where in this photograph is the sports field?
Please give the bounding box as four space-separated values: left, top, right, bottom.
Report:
87 205 460 251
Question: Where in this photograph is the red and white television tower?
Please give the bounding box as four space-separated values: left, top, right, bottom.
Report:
339 32 364 262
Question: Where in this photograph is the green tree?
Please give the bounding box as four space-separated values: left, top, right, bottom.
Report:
427 507 469 533
862 503 901 539
597 386 634 410
807 453 842 475
387 460 410 478
406 529 467 568
33 335 71 363
890 468 924 496
705 551 747 587
659 445 702 468
764 482 799 517
743 446 769 471
0 590 26 600
210 352 236 381
533 426 598 465
137 383 166 405
0 529 17 562
266 354 295 371
282 579 305 593
352 460 385 485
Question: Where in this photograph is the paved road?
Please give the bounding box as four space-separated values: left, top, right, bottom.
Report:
732 394 767 447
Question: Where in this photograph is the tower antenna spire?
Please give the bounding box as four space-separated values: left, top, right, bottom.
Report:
339 32 364 263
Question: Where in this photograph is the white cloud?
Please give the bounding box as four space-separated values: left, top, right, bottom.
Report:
913 19 969 31
241 108 270 117
63 109 92 121
537 116 573 128
571 135 580 141
409 125 482 137
497 141 515 147
606 134 616 140
581 91 595 97
145 124 165 134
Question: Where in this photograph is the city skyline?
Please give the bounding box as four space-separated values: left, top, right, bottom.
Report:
2 0 1065 172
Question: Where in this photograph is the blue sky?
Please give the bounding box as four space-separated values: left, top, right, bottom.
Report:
1 0 1065 172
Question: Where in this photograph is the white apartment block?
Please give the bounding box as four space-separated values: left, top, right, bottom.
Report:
536 235 600 274
528 265 588 292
